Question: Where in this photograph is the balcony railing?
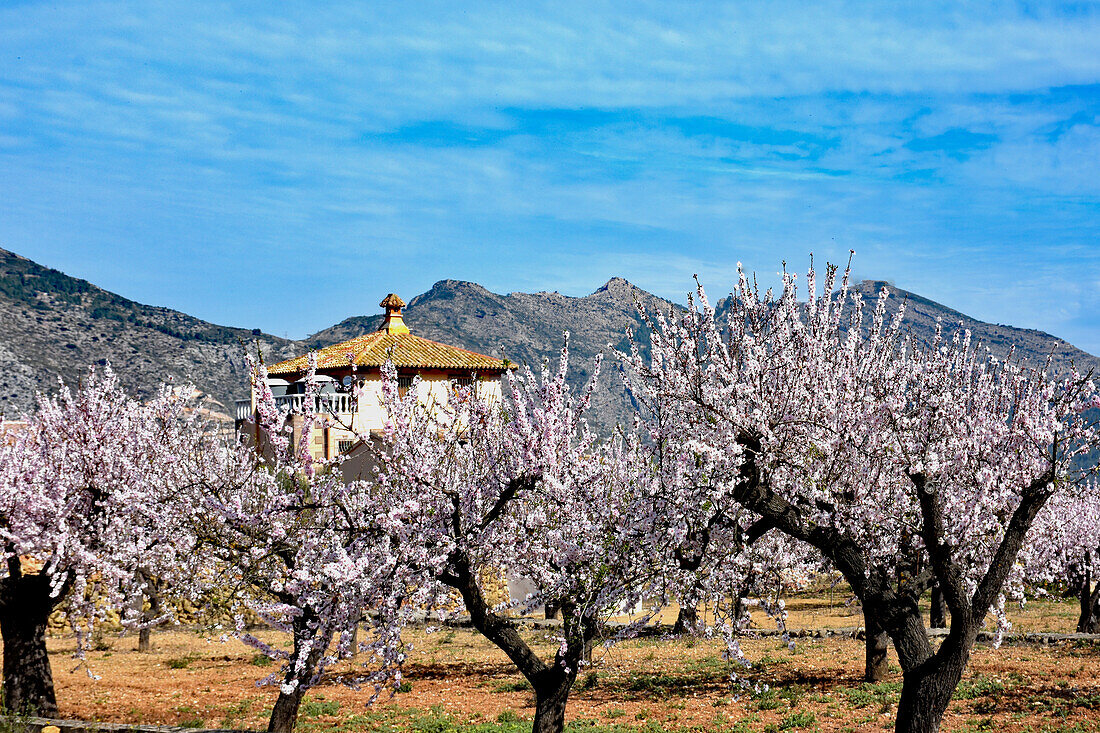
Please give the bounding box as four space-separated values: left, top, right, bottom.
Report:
235 393 355 422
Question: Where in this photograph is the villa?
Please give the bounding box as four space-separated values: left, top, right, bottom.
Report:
235 294 514 465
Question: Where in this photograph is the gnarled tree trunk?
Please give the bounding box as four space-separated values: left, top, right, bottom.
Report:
530 665 577 733
268 685 306 733
135 571 163 653
894 629 972 733
0 569 60 716
266 609 332 733
442 542 594 733
863 611 890 682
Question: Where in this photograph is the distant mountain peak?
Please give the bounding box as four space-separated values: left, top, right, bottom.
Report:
593 277 635 295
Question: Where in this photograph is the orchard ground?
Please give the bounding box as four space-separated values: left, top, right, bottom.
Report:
22 592 1100 733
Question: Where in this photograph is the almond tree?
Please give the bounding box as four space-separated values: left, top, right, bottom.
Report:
632 385 820 663
359 344 666 733
620 259 1100 733
1020 482 1100 633
174 356 372 733
0 368 193 715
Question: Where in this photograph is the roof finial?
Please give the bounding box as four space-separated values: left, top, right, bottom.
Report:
379 294 409 335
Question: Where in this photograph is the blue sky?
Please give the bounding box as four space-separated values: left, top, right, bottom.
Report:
1 2 1098 353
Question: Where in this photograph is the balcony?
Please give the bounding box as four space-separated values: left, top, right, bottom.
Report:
235 393 355 422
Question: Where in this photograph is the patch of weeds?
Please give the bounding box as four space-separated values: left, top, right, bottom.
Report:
753 689 783 711
437 630 457 645
779 711 816 730
300 699 341 717
756 654 782 669
636 724 667 733
780 684 805 707
956 674 1004 700
220 698 254 728
249 653 272 667
397 680 413 693
496 709 523 723
177 718 205 729
965 717 996 732
842 681 901 710
494 677 531 692
579 671 599 691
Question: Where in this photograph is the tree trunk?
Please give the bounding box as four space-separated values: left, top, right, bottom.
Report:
929 585 947 629
544 600 559 620
894 630 971 733
265 609 331 733
531 669 575 733
864 611 890 682
440 540 590 733
1076 564 1100 634
673 605 698 634
134 571 163 653
138 627 152 653
267 686 305 733
0 574 59 716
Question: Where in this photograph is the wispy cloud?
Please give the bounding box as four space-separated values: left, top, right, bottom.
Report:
0 1 1097 352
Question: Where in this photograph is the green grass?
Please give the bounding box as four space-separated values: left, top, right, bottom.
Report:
956 674 1005 700
287 704 711 733
300 699 341 717
779 711 817 730
493 678 531 692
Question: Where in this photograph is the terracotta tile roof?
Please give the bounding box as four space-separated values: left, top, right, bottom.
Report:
267 331 513 376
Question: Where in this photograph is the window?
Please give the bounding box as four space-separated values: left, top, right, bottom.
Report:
337 439 357 454
397 375 414 397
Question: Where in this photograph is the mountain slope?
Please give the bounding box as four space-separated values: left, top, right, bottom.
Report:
3 247 1096 432
843 280 1100 376
310 278 676 431
0 248 298 418
313 277 1100 431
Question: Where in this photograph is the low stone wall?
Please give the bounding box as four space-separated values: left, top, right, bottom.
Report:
0 716 250 733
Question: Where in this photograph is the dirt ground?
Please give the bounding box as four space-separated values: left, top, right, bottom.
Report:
33 594 1100 732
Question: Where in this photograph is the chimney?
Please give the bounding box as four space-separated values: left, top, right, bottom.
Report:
379 294 409 335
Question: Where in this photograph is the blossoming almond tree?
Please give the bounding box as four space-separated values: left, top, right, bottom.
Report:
1019 481 1100 633
0 368 194 715
630 387 819 666
174 356 373 733
620 259 1100 733
362 343 666 733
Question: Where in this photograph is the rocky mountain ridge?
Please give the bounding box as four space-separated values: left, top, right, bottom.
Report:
0 247 299 419
1 246 1096 431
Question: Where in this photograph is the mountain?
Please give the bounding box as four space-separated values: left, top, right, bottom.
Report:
309 278 677 431
843 279 1100 377
310 277 1100 431
0 248 298 419
2 246 1097 432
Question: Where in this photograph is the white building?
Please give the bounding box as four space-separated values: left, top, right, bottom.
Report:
236 294 514 466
